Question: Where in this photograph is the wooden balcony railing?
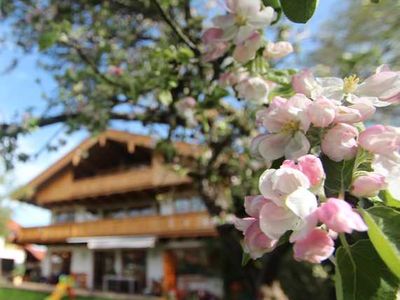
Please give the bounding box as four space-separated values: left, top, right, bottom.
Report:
16 212 217 244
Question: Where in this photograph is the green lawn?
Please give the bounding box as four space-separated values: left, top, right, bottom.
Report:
0 288 108 300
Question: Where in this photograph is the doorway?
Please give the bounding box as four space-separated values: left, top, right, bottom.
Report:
93 251 115 290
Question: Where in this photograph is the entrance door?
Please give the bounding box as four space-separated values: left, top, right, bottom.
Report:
93 251 115 290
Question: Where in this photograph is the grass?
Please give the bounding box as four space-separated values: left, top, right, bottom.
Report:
0 287 108 300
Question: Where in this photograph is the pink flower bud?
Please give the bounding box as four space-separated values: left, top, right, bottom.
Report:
351 173 387 197
201 27 223 44
203 42 229 62
293 228 335 263
282 154 325 187
108 66 123 76
244 195 269 218
233 32 262 64
308 96 336 128
359 125 400 156
321 123 358 162
235 218 277 259
263 41 293 59
291 69 315 97
317 198 368 233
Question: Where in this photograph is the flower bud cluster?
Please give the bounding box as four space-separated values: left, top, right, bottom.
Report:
202 0 400 264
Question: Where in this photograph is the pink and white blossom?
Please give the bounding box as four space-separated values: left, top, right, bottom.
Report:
233 31 262 64
212 0 276 44
351 173 387 197
308 96 336 128
334 102 375 124
235 217 277 259
291 65 400 106
236 76 270 104
263 41 293 59
251 94 312 161
358 125 400 156
317 198 368 233
282 154 325 187
293 229 335 263
258 167 318 239
244 195 269 217
355 65 400 105
258 168 310 205
292 70 344 102
321 123 358 162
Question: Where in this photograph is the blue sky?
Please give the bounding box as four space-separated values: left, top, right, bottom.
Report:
0 0 337 227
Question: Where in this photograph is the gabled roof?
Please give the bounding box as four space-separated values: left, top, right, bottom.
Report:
13 129 200 202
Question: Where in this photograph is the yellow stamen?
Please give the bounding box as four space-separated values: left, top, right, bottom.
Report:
281 120 300 135
343 75 360 93
235 14 247 26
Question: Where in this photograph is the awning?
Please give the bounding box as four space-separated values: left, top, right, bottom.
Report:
66 236 156 249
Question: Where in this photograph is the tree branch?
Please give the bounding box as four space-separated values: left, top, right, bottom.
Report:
151 0 200 55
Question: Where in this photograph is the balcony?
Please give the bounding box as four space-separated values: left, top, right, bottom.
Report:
16 212 217 244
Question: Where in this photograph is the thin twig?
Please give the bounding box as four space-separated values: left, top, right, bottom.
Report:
151 0 199 55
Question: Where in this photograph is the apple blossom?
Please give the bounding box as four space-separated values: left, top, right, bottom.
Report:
355 65 400 104
351 173 387 197
251 94 312 161
358 125 400 156
233 31 262 64
291 70 344 103
317 198 368 233
291 66 400 107
212 0 276 44
257 167 318 241
334 102 375 124
321 123 358 162
293 229 335 263
307 96 336 128
263 41 293 59
201 28 229 62
236 76 270 104
244 195 269 217
235 217 277 259
282 154 325 187
258 168 310 205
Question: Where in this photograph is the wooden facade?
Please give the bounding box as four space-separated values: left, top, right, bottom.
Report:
13 130 215 245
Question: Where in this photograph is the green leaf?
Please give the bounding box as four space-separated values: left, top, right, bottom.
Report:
335 240 399 300
241 252 251 266
321 155 355 197
38 30 59 51
279 0 319 23
263 0 281 9
362 206 400 279
380 190 400 208
158 90 173 105
352 148 374 178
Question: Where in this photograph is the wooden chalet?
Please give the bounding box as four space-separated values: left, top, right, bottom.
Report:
14 130 222 298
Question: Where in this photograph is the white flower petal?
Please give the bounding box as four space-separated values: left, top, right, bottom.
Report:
284 132 310 159
285 188 318 219
252 133 291 161
259 202 299 240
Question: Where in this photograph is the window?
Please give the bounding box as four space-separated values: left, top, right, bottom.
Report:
53 211 75 223
174 197 206 214
103 208 126 219
127 206 157 217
